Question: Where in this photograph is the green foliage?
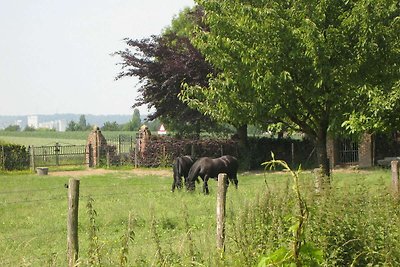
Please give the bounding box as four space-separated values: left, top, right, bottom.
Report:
23 126 36 132
164 7 200 37
0 143 29 171
102 121 121 131
4 124 21 132
259 155 323 266
86 196 102 266
122 109 141 131
119 213 135 267
66 115 92 131
182 0 399 175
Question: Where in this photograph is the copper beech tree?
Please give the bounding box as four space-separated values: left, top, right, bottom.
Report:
113 8 219 137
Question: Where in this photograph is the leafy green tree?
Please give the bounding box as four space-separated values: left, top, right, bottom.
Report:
23 126 36 132
102 121 121 131
67 115 92 131
146 118 162 133
123 109 142 131
182 0 400 176
78 115 90 130
66 121 79 131
4 125 20 132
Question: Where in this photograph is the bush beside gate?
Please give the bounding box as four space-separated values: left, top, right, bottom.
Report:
0 144 30 171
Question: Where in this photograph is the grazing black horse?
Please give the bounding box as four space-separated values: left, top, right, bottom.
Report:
186 155 239 194
171 156 195 192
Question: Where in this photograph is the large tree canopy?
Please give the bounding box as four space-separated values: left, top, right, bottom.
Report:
113 8 218 137
181 0 399 176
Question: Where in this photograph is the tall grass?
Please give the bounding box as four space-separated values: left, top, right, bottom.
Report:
226 169 400 266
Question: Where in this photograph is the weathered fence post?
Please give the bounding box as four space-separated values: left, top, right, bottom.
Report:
55 142 60 166
135 137 140 168
118 135 122 155
216 173 227 252
30 145 35 172
67 178 80 267
391 160 399 197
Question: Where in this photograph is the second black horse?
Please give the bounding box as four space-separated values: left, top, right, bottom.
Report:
186 155 238 194
171 155 195 192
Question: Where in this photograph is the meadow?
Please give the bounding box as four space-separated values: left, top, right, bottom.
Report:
1 167 399 266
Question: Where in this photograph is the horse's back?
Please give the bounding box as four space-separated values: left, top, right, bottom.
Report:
175 155 194 175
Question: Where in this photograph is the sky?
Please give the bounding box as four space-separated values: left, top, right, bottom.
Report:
0 0 195 116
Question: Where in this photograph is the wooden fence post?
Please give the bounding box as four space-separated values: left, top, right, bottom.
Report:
118 135 122 155
391 160 399 197
216 173 227 252
135 138 139 168
55 142 60 166
30 145 35 172
67 178 80 267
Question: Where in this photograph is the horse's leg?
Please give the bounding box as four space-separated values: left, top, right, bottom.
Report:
178 176 183 190
232 173 238 189
171 181 175 192
183 175 188 188
203 175 210 195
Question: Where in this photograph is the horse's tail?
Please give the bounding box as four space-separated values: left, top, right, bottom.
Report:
177 157 183 176
187 165 200 191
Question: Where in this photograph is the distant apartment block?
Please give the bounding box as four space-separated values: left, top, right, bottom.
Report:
27 115 39 129
38 120 66 132
27 115 66 131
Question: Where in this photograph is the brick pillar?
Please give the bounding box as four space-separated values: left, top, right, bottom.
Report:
358 133 373 168
86 126 107 167
138 125 151 158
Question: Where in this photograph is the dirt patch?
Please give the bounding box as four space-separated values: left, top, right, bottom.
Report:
49 168 172 178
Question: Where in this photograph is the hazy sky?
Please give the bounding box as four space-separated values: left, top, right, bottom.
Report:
0 0 194 116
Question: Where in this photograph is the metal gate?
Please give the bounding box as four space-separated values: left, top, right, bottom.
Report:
30 143 88 169
338 138 359 164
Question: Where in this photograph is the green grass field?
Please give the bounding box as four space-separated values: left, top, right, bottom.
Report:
0 167 396 266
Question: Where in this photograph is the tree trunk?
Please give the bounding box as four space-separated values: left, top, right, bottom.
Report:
315 129 331 179
236 124 248 148
235 124 250 170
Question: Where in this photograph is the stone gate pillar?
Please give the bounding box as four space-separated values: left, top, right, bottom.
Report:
86 126 107 167
138 125 151 158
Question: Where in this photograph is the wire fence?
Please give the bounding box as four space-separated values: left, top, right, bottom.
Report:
0 173 253 266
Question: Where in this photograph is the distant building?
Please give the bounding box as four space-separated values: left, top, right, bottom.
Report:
38 119 67 132
57 120 66 132
27 115 39 129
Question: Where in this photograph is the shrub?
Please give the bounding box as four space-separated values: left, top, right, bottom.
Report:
0 143 30 171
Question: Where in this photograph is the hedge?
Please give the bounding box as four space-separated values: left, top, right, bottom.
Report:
136 136 317 169
0 144 30 171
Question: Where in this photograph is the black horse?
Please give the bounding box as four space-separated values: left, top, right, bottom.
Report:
186 155 239 194
171 155 195 192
